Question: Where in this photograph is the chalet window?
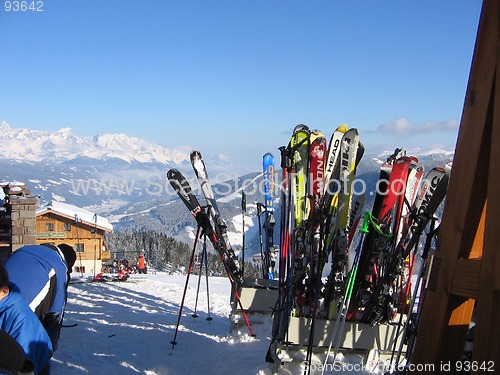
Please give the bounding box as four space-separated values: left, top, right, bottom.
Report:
64 223 71 231
75 243 84 253
46 223 54 231
75 266 85 273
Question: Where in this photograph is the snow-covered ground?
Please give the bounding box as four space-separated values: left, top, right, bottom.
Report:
52 273 375 375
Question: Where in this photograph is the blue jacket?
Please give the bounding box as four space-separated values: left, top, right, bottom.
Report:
5 245 68 323
0 285 53 374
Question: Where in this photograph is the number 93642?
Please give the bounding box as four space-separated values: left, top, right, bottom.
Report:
4 1 44 12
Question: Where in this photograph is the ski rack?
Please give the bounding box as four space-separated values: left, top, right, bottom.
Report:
280 316 404 351
264 317 407 372
230 278 279 314
412 0 500 368
228 277 406 364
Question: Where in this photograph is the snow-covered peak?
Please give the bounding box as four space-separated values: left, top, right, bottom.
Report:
412 147 455 156
376 146 455 159
0 121 190 165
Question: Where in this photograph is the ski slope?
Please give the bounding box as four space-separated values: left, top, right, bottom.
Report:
52 273 376 374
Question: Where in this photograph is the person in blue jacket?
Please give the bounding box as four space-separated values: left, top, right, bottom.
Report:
0 264 52 374
5 243 76 351
0 328 34 374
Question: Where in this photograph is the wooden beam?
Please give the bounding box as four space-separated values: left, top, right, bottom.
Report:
451 258 481 299
412 0 499 370
472 26 500 365
450 203 486 300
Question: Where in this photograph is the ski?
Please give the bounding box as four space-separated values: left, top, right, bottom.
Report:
322 211 371 373
324 124 348 193
290 124 311 228
305 129 327 304
288 125 311 317
362 166 449 324
266 140 295 363
263 152 277 279
167 169 254 335
190 150 244 285
303 130 327 373
323 128 361 319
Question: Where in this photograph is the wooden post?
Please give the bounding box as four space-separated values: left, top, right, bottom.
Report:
412 0 500 372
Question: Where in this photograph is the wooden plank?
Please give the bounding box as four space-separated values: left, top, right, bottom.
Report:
472 30 500 366
451 259 481 299
412 0 499 370
450 204 485 301
468 201 487 260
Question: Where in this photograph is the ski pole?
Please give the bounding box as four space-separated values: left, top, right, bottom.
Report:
203 235 213 322
256 202 265 278
192 234 206 320
395 220 438 372
304 216 325 375
171 225 201 348
322 211 370 374
241 191 246 278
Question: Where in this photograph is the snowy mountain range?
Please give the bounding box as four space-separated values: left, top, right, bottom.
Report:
0 122 265 252
0 122 455 256
0 121 191 165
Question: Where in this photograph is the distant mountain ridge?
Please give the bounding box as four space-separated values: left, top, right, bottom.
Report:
0 121 190 165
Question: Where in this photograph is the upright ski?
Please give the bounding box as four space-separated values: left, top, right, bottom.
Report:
190 150 244 285
167 168 254 335
263 152 277 279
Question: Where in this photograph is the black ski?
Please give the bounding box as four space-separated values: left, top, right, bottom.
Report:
167 169 242 283
167 168 254 336
190 150 244 285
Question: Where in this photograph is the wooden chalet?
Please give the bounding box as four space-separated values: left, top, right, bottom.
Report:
35 201 113 274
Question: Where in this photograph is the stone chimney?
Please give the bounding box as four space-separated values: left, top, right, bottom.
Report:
0 182 38 263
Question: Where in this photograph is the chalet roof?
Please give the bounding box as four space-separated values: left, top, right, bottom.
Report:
36 201 113 231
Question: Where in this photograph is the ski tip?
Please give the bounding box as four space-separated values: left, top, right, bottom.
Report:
337 123 349 133
365 348 380 372
293 123 310 133
167 169 179 178
190 149 201 158
311 128 324 136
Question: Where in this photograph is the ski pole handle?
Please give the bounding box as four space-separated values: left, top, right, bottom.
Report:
360 211 371 234
241 191 246 211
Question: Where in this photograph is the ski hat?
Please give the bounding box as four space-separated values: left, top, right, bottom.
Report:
41 243 77 269
57 244 77 269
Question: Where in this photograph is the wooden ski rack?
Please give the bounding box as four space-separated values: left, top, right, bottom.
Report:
412 0 500 371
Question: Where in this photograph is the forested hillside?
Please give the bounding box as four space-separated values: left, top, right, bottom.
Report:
105 230 262 278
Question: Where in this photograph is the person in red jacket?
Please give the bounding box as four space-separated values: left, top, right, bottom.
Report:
136 254 147 274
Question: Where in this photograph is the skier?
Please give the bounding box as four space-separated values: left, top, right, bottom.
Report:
0 328 34 374
137 253 147 274
4 243 76 351
0 329 35 374
0 264 53 374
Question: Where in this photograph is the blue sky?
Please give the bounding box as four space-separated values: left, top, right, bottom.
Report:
0 0 482 173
